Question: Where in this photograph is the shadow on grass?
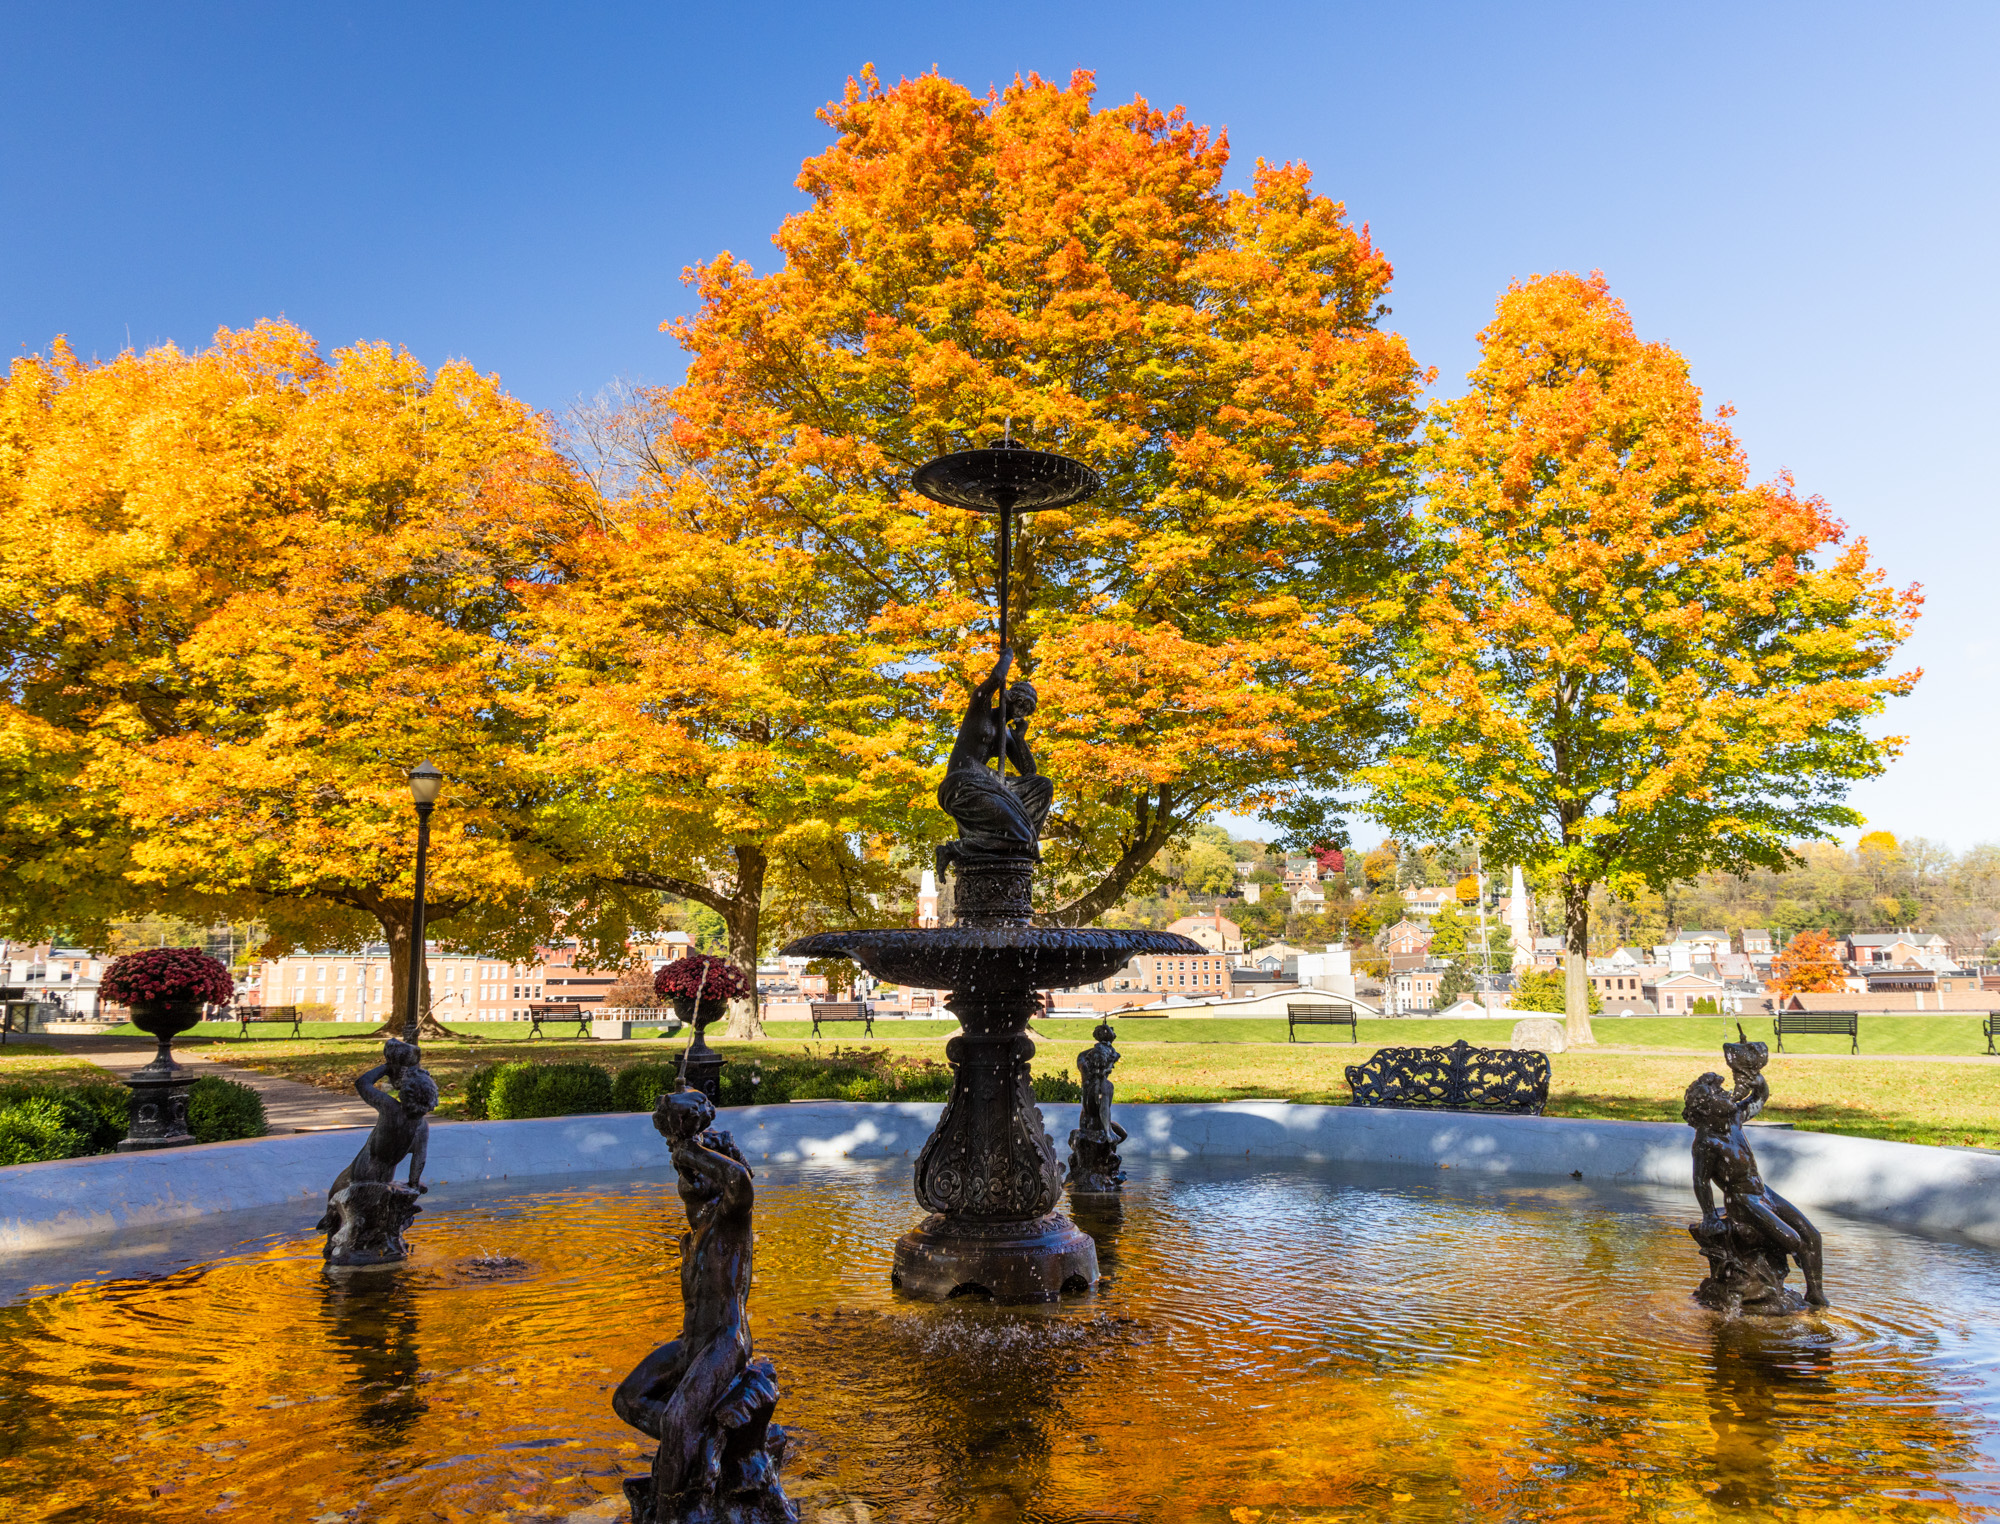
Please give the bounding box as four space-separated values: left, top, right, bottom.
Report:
1547 1089 1999 1151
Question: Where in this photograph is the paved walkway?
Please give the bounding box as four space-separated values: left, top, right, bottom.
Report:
34 1035 375 1131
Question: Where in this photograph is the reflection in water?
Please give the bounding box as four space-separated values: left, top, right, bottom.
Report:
320 1271 426 1448
0 1161 1995 1522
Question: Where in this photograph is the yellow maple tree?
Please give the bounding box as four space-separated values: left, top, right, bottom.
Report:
0 322 652 1019
1365 273 1918 1044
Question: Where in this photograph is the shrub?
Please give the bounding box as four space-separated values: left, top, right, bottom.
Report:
188 1076 267 1142
463 1061 505 1120
0 1096 96 1166
0 1082 128 1152
611 1060 683 1113
488 1061 614 1120
1031 1071 1083 1103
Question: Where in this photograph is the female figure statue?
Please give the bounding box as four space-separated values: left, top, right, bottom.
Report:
934 647 1053 877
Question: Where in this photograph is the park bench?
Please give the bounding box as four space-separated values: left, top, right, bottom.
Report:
236 1004 301 1038
1347 1038 1549 1115
1287 1002 1358 1043
1985 1014 1997 1056
1772 1011 1859 1054
810 1001 874 1038
527 1002 592 1039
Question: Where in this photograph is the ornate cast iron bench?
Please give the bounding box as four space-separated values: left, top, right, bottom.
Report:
1287 1002 1358 1043
810 1001 874 1038
236 1004 302 1038
1772 1011 1858 1054
1345 1037 1549 1115
526 1002 591 1039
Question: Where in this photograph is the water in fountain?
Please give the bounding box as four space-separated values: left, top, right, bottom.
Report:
4 1160 1995 1521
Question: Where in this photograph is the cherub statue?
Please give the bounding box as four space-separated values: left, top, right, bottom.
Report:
613 1089 795 1524
318 1039 438 1265
1684 1026 1826 1312
1067 1021 1128 1195
935 647 1054 879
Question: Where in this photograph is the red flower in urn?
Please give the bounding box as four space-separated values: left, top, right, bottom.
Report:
653 953 750 1010
102 947 235 1076
101 947 235 1008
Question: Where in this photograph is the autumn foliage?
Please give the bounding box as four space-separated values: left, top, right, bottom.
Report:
1367 273 1917 1041
658 67 1425 922
0 322 647 1017
1770 929 1850 998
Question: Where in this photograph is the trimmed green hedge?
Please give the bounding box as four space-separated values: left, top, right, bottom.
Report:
484 1061 616 1120
0 1081 131 1164
611 1060 684 1114
188 1076 267 1141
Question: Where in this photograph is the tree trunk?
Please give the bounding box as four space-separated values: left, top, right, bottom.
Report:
360 905 466 1042
723 844 766 1039
1562 876 1595 1046
1042 786 1182 926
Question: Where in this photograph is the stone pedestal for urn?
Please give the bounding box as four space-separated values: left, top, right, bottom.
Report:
788 863 1199 1303
116 1001 203 1152
672 996 729 1103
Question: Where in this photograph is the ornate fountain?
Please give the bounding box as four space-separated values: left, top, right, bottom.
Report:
784 439 1204 1302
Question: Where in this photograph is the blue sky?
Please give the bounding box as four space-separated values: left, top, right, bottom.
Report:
5 2 1996 850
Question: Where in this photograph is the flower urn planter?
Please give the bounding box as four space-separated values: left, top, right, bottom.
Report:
671 995 730 1103
118 999 204 1151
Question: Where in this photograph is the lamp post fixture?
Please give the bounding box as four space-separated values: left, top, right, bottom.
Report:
404 761 444 1046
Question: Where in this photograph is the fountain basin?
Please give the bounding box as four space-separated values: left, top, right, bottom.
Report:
782 926 1206 993
3 1156 1997 1521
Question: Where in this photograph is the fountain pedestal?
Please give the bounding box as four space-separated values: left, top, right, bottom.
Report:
792 857 1198 1303
891 984 1097 1300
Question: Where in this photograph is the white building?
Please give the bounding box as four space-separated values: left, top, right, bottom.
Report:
0 943 105 1017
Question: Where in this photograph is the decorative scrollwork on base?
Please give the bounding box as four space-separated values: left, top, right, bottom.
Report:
1345 1037 1550 1115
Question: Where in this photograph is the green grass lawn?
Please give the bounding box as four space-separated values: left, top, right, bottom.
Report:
92 1011 1994 1059
760 1012 1995 1057
186 1014 2000 1152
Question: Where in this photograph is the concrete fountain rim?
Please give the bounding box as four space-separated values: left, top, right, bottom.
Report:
2 1101 1997 1256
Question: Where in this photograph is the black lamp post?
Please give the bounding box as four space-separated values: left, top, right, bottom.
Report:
404 761 443 1045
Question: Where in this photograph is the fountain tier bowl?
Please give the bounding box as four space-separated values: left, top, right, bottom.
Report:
782 927 1206 994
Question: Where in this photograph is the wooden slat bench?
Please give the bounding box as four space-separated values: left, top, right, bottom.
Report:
810 1001 874 1038
1772 1011 1858 1054
527 1002 592 1039
1287 1002 1357 1043
1985 1014 1997 1056
236 1004 301 1038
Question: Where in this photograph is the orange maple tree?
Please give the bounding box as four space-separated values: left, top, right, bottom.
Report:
654 67 1426 923
1365 273 1918 1043
1769 929 1849 998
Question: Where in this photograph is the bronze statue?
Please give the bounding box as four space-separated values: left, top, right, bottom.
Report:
318 1040 438 1266
614 1090 795 1524
1685 1027 1826 1313
1067 1021 1127 1196
935 647 1053 878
